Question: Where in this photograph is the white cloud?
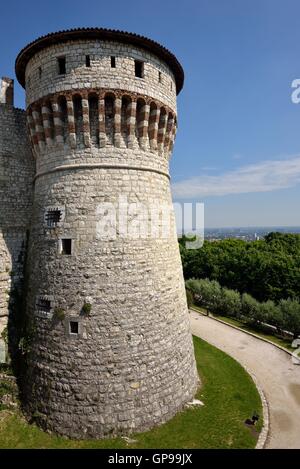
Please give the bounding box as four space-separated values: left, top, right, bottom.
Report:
172 155 300 199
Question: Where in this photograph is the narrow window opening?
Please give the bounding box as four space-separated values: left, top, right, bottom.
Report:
37 298 51 313
85 55 91 67
62 239 72 255
89 96 99 146
135 60 144 78
111 56 116 68
39 67 42 79
46 209 62 228
158 71 162 83
57 57 66 75
170 81 173 91
70 321 79 334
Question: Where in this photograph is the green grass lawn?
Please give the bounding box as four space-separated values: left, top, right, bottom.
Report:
191 305 294 352
0 336 262 449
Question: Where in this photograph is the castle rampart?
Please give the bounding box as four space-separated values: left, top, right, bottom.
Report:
0 79 34 362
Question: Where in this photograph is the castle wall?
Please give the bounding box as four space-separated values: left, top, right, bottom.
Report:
25 168 197 437
24 40 177 111
0 102 34 361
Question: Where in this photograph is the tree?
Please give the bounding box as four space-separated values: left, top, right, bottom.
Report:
185 278 222 314
179 233 300 302
241 293 263 326
259 300 283 333
279 299 300 339
186 288 194 309
217 288 241 318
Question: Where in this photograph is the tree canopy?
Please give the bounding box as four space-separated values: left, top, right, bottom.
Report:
180 232 300 303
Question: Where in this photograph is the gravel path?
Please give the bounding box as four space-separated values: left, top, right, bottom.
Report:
190 311 300 449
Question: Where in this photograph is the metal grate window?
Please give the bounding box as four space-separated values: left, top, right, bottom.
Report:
45 209 62 228
37 298 51 313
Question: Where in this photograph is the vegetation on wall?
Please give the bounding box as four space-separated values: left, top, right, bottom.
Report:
53 308 65 321
81 302 92 316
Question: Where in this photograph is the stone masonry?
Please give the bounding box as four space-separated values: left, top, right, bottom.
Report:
0 28 198 438
0 79 34 362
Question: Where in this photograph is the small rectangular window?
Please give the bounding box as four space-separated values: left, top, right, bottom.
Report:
111 56 116 68
61 239 72 255
39 67 42 79
158 71 162 83
57 57 66 75
85 55 91 67
70 321 79 334
62 239 72 255
135 60 144 78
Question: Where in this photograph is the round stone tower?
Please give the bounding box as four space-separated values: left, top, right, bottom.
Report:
15 28 198 438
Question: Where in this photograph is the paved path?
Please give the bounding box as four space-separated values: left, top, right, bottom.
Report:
190 311 300 449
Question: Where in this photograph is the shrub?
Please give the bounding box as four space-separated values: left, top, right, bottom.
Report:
186 277 300 341
82 302 92 316
241 293 263 326
279 299 300 339
189 279 221 310
217 288 241 318
53 307 65 321
259 301 282 331
186 289 194 309
185 279 201 295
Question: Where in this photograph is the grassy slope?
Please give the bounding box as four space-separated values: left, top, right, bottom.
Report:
0 336 262 449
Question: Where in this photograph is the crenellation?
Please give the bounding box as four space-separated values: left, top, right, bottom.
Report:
27 88 177 160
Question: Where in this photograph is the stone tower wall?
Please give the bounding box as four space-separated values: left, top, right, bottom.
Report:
0 82 35 362
24 40 177 110
20 35 198 438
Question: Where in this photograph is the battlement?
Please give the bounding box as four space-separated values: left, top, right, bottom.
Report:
27 89 177 158
0 77 14 105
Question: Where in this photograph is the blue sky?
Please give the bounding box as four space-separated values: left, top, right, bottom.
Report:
1 0 300 227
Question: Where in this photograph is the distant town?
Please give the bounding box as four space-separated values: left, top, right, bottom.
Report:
204 226 300 241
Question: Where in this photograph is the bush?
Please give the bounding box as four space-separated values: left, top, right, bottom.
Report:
82 302 92 316
259 300 282 332
53 307 65 321
186 277 300 340
185 279 201 296
186 289 194 309
217 288 241 318
241 293 263 326
279 299 300 339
